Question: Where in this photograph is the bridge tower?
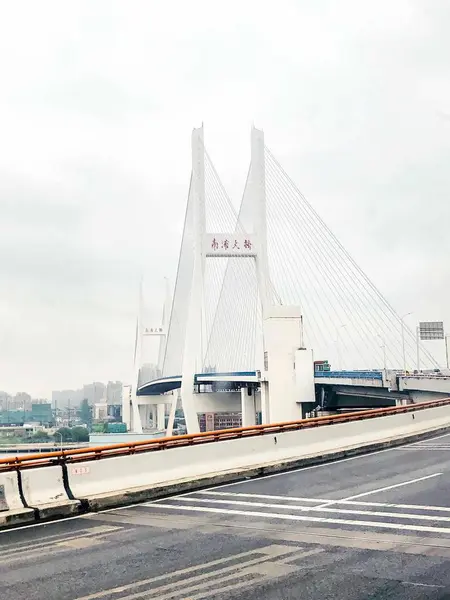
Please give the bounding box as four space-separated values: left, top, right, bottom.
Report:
179 126 315 434
123 278 172 433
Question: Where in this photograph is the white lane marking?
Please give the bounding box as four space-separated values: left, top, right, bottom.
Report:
173 496 450 523
144 503 450 534
394 445 450 451
312 472 442 512
340 472 443 501
402 582 444 589
199 491 450 513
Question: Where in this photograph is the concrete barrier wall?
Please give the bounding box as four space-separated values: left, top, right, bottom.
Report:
0 471 25 512
21 465 80 518
400 377 450 394
0 471 35 528
67 404 450 502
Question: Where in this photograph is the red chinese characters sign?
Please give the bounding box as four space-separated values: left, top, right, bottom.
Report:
204 234 256 256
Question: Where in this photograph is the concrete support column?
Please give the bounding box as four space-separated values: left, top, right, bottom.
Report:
166 391 179 437
241 386 256 427
121 385 131 431
157 403 166 431
260 381 270 424
138 404 147 429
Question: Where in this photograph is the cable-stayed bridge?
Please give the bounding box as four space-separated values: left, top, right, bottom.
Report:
125 126 445 434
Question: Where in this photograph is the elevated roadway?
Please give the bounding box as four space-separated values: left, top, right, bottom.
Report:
3 432 450 599
138 370 450 414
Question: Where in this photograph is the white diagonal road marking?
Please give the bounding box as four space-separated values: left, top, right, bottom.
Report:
146 502 450 535
196 490 450 512
313 472 442 511
73 544 319 600
174 496 450 523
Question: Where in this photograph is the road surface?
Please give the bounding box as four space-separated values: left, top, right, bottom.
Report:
3 433 450 599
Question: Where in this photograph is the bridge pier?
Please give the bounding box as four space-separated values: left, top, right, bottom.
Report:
260 381 270 424
263 306 315 423
156 403 166 430
241 386 256 427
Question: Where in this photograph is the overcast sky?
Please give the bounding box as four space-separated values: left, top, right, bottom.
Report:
0 0 448 397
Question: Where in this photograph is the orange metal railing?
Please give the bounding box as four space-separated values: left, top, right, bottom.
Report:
0 397 449 472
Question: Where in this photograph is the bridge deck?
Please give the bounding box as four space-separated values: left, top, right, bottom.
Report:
3 432 450 599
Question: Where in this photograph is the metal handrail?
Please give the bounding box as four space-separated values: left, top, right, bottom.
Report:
1 397 449 472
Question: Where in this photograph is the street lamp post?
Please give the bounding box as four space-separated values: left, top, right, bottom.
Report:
401 312 413 372
55 432 63 453
445 334 450 370
416 325 421 372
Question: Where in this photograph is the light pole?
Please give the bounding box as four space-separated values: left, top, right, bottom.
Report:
55 432 63 453
401 312 413 372
416 325 421 372
445 334 450 370
377 334 387 371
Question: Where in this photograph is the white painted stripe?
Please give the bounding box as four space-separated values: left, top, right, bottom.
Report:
312 472 442 512
415 447 450 450
392 448 447 451
146 503 450 534
394 445 450 450
199 491 450 513
412 440 450 448
339 472 442 501
174 496 450 523
402 582 444 589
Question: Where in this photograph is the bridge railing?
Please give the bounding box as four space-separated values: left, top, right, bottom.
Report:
314 370 383 379
1 397 449 472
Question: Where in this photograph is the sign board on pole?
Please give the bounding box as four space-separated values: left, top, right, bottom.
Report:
419 321 444 340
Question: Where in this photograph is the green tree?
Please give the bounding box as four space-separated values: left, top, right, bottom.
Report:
79 399 92 429
31 430 50 442
70 426 89 442
55 427 72 443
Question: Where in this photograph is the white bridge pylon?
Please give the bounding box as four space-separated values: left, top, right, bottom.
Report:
180 126 275 433
135 125 439 435
124 278 172 434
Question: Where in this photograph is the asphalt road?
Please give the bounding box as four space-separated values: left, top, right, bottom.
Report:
4 433 450 599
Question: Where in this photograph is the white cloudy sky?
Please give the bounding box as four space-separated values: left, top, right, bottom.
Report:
0 0 448 397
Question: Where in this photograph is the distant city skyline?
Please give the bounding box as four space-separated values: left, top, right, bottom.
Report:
0 378 126 405
1 358 160 403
